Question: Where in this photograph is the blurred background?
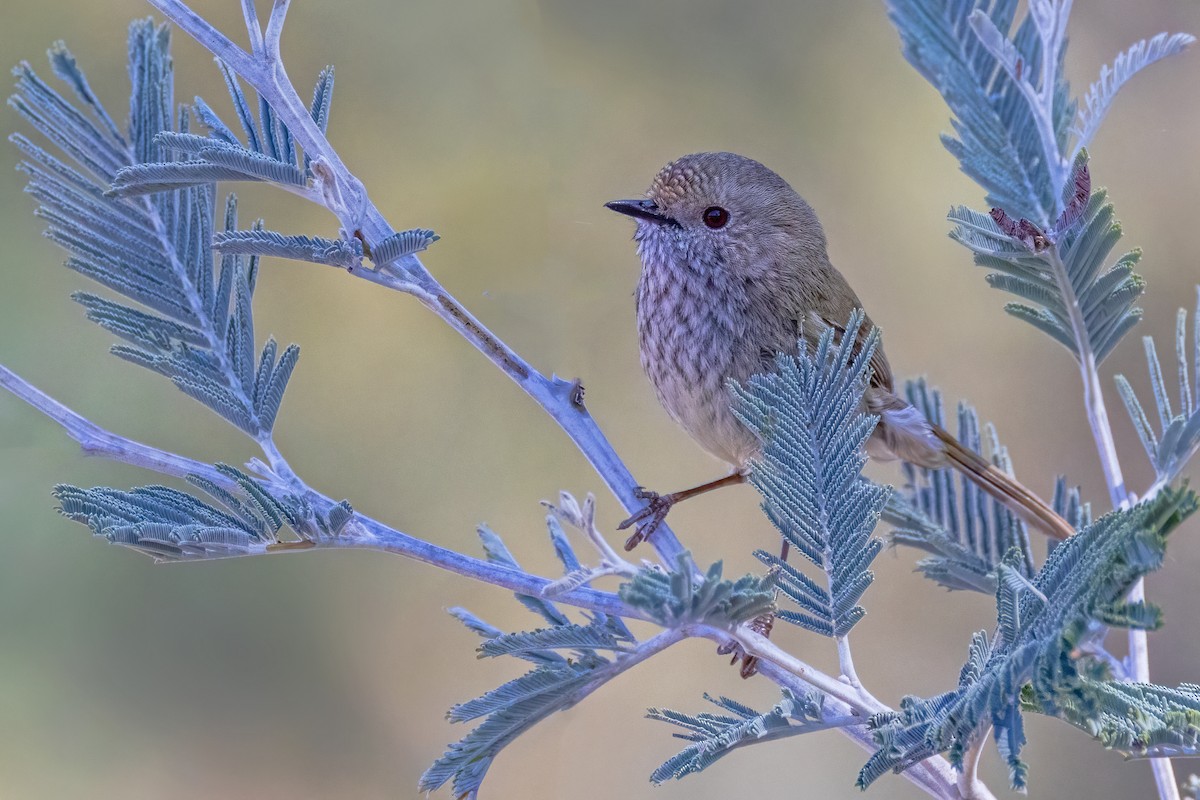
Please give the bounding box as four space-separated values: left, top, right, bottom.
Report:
1 1 1198 797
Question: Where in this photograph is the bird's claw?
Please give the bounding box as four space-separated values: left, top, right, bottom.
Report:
716 638 762 679
715 612 775 678
617 487 674 551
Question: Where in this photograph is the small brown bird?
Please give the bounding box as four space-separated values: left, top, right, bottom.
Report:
607 152 1073 549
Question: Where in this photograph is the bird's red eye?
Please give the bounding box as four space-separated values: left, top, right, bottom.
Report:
703 206 729 229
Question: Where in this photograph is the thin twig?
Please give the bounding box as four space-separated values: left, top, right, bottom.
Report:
836 634 863 690
1130 578 1181 800
704 623 886 715
240 0 263 54
542 492 641 580
957 728 991 800
0 365 227 485
263 0 290 60
1039 246 1129 509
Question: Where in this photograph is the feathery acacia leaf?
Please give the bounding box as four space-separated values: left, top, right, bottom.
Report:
1074 32 1195 151
1116 289 1200 487
421 659 603 798
51 463 350 560
213 228 363 269
886 379 1035 593
426 526 643 799
949 153 1145 364
886 0 1067 225
11 22 299 437
113 55 336 195
890 1 1182 366
371 227 439 267
731 310 888 637
309 66 334 134
477 623 627 659
648 689 830 783
619 553 776 628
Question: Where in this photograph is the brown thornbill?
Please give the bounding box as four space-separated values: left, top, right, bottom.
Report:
607 152 1073 550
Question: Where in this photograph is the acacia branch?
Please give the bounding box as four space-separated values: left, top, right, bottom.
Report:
956 729 991 800
2 355 981 798
0 364 635 616
1036 145 1175 800
239 0 263 55
981 16 1172 785
143 0 687 568
691 624 985 800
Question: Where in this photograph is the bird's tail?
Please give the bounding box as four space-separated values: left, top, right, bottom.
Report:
929 423 1074 541
869 390 1075 541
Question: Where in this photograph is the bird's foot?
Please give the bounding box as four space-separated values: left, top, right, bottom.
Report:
730 562 784 678
715 611 774 679
616 486 676 551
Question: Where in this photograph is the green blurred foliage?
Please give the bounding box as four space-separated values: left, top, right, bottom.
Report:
0 1 1198 797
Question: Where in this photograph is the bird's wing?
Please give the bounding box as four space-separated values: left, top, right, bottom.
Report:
802 310 895 392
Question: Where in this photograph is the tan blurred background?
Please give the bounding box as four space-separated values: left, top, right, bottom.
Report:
1 1 1198 797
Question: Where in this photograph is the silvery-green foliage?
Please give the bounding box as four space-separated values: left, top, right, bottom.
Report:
212 228 364 270
890 0 1190 364
426 531 777 796
421 522 638 799
371 228 440 267
210 226 441 272
731 310 888 638
949 153 1144 364
54 464 354 560
109 130 306 194
861 3 1198 794
1116 290 1200 487
886 379 1034 593
859 486 1199 791
1050 475 1092 532
887 0 1072 225
647 689 829 783
107 56 438 273
7 5 1199 799
619 552 777 628
108 59 332 196
9 21 298 437
1055 680 1200 760
888 0 1190 226
1074 32 1196 152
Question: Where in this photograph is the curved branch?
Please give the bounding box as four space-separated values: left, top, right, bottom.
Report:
0 364 633 618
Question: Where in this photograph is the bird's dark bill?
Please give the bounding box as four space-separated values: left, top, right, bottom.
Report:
605 198 672 224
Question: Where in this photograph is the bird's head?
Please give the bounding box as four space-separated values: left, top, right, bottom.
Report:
605 152 828 278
